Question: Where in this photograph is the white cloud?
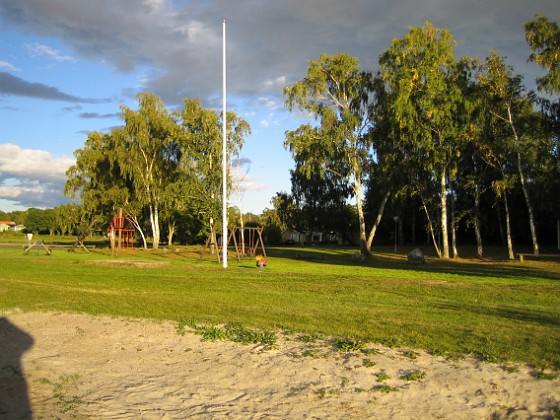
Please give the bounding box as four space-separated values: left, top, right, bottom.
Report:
0 144 74 208
27 43 75 62
0 144 74 181
230 159 267 193
263 76 287 91
232 173 268 194
0 61 19 71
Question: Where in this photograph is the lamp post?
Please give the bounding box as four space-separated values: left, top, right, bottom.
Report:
393 216 399 253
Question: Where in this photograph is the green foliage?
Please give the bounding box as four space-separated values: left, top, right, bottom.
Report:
552 405 560 420
296 334 324 343
333 338 366 353
36 374 83 415
525 14 560 95
362 358 376 368
535 370 559 380
65 93 251 250
24 208 52 234
374 385 399 393
192 323 277 348
175 318 197 336
375 371 391 383
400 369 426 381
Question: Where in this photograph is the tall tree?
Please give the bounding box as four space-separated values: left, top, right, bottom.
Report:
379 22 465 258
478 51 540 256
114 93 181 249
525 14 560 95
284 52 376 255
174 98 249 234
66 131 144 245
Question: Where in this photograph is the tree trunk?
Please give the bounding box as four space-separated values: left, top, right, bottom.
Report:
240 213 246 255
507 107 539 256
516 151 539 255
354 180 368 256
150 203 160 250
167 220 176 248
421 197 442 258
127 215 148 249
412 210 416 246
366 190 391 252
503 191 515 260
451 194 459 259
474 181 483 258
439 167 450 259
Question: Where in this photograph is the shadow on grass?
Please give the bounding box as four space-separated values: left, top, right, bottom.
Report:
266 245 560 282
435 302 560 328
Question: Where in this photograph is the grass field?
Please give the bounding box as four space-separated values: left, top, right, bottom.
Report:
1 239 559 369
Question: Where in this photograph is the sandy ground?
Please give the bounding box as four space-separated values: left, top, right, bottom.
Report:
1 311 559 419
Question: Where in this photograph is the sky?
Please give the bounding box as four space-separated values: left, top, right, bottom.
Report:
0 0 558 215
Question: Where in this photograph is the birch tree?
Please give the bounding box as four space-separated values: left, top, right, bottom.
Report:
379 22 465 258
284 52 377 256
478 51 540 256
525 14 560 95
174 98 249 231
115 93 179 249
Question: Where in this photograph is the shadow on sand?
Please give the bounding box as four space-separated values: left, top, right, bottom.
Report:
0 317 34 419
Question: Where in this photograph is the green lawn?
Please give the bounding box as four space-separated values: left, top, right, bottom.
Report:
1 243 559 369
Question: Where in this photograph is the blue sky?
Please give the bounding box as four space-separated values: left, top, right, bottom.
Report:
0 0 558 215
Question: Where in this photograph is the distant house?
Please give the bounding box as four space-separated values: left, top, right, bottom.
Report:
0 221 15 232
0 221 24 232
282 230 344 246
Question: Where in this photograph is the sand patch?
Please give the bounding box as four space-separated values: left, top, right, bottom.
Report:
1 311 558 419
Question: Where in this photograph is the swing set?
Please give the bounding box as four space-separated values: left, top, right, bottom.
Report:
203 226 266 263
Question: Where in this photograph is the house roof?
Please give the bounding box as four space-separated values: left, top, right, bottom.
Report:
0 221 15 225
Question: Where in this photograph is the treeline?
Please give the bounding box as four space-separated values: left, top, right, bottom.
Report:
0 205 268 246
64 94 251 249
4 16 558 258
276 16 560 259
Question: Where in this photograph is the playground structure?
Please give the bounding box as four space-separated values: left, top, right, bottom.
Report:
108 209 135 256
23 239 51 255
204 226 266 263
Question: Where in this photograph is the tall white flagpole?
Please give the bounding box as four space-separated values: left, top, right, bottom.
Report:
222 19 228 268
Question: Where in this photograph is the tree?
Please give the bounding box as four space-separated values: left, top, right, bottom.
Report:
114 93 180 250
174 98 249 235
379 22 466 258
24 208 50 234
53 204 80 236
270 192 302 235
7 211 25 225
478 51 541 256
284 52 376 255
290 168 357 243
66 95 250 250
525 14 560 95
66 131 143 245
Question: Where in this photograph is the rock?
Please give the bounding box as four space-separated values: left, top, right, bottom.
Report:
352 252 365 262
407 248 425 265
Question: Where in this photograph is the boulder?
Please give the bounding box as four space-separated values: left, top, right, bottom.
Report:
407 248 425 265
351 252 365 262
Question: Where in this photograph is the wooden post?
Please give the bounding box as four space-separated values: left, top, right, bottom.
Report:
117 208 122 257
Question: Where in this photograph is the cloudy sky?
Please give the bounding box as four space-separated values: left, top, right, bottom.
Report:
0 0 558 214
